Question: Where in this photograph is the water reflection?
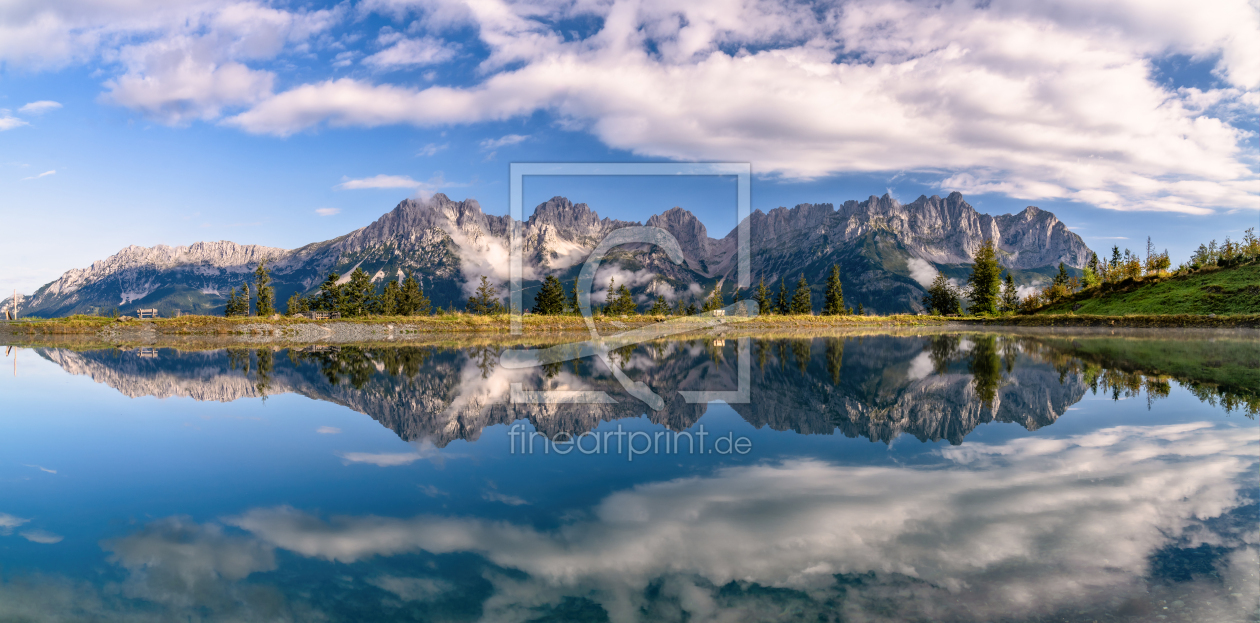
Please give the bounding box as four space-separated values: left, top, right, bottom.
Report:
36 333 1258 448
1 423 1255 622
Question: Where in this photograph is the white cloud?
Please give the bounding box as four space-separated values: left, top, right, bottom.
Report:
0 111 27 131
18 100 61 114
225 0 1260 215
905 257 938 287
417 142 448 156
0 513 29 535
483 490 530 506
335 174 424 190
19 529 63 544
315 425 341 433
21 170 55 180
314 208 340 217
479 133 528 150
335 451 426 467
228 422 1258 622
364 35 457 69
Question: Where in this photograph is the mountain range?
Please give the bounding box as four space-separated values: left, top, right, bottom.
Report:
8 191 1090 317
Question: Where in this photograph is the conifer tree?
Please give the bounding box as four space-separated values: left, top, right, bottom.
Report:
790 274 812 315
999 273 1019 313
532 275 566 315
239 281 251 316
856 302 864 315
753 278 772 315
966 239 1001 316
568 277 581 314
253 261 275 317
285 292 308 316
224 287 240 317
315 272 344 313
603 278 638 315
685 301 698 315
776 279 790 315
702 284 725 312
380 279 402 315
821 265 845 315
466 275 505 314
648 295 670 315
923 273 961 315
343 268 375 317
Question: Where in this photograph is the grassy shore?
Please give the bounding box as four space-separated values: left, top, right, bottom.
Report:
1 311 946 337
1036 263 1260 316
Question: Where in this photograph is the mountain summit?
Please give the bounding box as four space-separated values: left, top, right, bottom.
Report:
12 192 1089 316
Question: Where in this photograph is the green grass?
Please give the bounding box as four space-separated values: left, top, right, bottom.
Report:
1037 263 1260 316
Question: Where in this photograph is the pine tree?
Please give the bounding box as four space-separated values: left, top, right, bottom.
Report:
999 273 1019 313
380 280 402 315
532 275 566 315
224 287 240 317
966 239 1001 316
604 278 637 315
343 268 376 317
1053 262 1070 287
285 292 308 315
239 281 251 316
648 295 670 315
399 273 430 316
776 279 790 315
856 302 864 315
821 265 845 315
315 272 344 313
568 277 581 314
685 301 698 315
753 278 772 315
790 274 812 315
253 261 275 317
702 284 724 312
923 273 961 315
467 275 505 314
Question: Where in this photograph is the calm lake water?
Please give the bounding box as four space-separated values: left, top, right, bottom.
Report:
1 331 1257 622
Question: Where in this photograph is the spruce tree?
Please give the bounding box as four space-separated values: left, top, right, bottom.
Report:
466 275 505 314
648 295 670 315
604 278 637 315
685 301 698 315
224 287 239 317
253 261 275 317
399 273 431 316
966 238 1001 316
285 292 308 316
821 265 845 315
344 268 375 317
1000 273 1019 314
702 284 724 312
568 277 581 314
532 275 566 315
856 302 864 315
753 278 771 315
923 273 961 315
776 279 790 315
316 272 344 313
790 274 812 315
380 280 402 315
239 281 251 316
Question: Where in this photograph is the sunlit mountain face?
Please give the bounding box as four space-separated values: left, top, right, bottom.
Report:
1 331 1257 621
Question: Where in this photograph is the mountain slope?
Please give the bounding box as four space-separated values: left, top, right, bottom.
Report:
10 192 1091 317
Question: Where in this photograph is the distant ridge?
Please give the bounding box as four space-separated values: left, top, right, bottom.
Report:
10 192 1090 317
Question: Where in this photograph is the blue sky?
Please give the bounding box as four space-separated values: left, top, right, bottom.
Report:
1 0 1257 296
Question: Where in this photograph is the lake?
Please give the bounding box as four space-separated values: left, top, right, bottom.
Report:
0 329 1256 622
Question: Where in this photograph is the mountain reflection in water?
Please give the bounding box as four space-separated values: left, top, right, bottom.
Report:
0 332 1254 623
38 333 1256 446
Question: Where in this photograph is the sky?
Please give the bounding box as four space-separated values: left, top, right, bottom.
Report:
0 0 1257 296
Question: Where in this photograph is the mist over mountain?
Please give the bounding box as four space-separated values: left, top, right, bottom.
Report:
12 192 1089 317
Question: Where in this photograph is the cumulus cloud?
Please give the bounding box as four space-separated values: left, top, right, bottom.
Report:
19 529 63 544
223 0 1260 215
18 100 61 114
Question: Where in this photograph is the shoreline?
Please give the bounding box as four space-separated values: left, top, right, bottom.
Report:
3 313 1258 350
